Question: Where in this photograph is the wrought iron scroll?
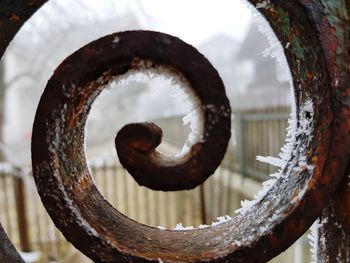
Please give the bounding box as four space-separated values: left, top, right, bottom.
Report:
0 0 349 262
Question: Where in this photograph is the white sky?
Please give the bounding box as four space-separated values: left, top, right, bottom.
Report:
139 0 252 44
83 0 253 45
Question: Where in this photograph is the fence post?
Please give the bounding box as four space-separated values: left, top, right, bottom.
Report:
235 115 246 177
199 185 207 225
13 169 31 252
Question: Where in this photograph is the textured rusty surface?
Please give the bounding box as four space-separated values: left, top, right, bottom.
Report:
305 2 350 261
113 33 231 191
0 0 46 59
0 1 46 261
314 173 350 262
0 223 24 262
116 119 231 191
0 0 349 262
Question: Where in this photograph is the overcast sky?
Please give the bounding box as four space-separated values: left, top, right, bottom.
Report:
17 0 253 48
81 0 252 45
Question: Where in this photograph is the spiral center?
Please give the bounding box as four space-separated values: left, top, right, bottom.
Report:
86 66 204 164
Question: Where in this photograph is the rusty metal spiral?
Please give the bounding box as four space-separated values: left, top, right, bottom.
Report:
1 1 349 262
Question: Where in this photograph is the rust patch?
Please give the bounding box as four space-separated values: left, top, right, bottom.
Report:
9 14 20 21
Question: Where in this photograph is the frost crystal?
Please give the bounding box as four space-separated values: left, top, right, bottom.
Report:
255 0 271 9
308 218 328 263
237 98 315 214
174 223 194 231
235 179 276 215
179 107 203 156
235 1 317 216
112 36 120 44
233 240 242 247
88 59 204 159
172 215 232 231
115 60 204 158
256 155 286 168
211 215 232 226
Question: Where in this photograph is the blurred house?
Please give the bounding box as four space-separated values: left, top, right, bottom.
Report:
231 20 291 112
1 0 294 165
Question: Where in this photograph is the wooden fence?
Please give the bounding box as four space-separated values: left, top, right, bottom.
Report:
155 109 290 181
0 162 247 262
0 110 312 262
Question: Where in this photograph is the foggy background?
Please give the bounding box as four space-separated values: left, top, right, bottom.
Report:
0 0 291 166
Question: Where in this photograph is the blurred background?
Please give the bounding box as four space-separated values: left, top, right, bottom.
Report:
0 0 311 262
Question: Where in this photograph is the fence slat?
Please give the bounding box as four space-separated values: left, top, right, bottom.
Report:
13 175 31 252
1 174 12 239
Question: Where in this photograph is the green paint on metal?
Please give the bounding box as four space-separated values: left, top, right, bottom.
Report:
291 37 306 61
276 7 291 36
323 0 349 20
322 0 350 71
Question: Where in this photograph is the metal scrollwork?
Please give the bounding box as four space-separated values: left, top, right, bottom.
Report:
0 1 349 262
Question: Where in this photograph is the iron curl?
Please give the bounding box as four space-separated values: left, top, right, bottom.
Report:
0 0 349 262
